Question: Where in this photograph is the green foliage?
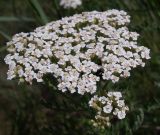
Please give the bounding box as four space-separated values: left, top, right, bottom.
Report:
0 0 160 135
0 16 34 22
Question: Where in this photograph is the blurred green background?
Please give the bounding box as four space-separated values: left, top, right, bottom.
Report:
0 0 160 135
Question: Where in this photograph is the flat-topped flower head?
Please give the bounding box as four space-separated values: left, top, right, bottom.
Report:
60 0 82 9
89 91 129 127
4 10 150 94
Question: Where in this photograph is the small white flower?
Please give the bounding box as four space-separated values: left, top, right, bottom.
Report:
117 110 126 119
99 96 108 104
103 105 113 113
113 108 119 116
107 91 122 100
117 100 125 107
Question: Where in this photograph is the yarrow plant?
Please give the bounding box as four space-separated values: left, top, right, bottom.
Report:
60 0 82 9
4 9 150 128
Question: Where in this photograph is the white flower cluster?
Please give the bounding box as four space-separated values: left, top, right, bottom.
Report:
60 0 82 9
89 91 129 127
4 10 150 95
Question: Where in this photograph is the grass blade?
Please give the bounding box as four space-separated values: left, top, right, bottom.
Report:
28 0 49 24
0 31 11 40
